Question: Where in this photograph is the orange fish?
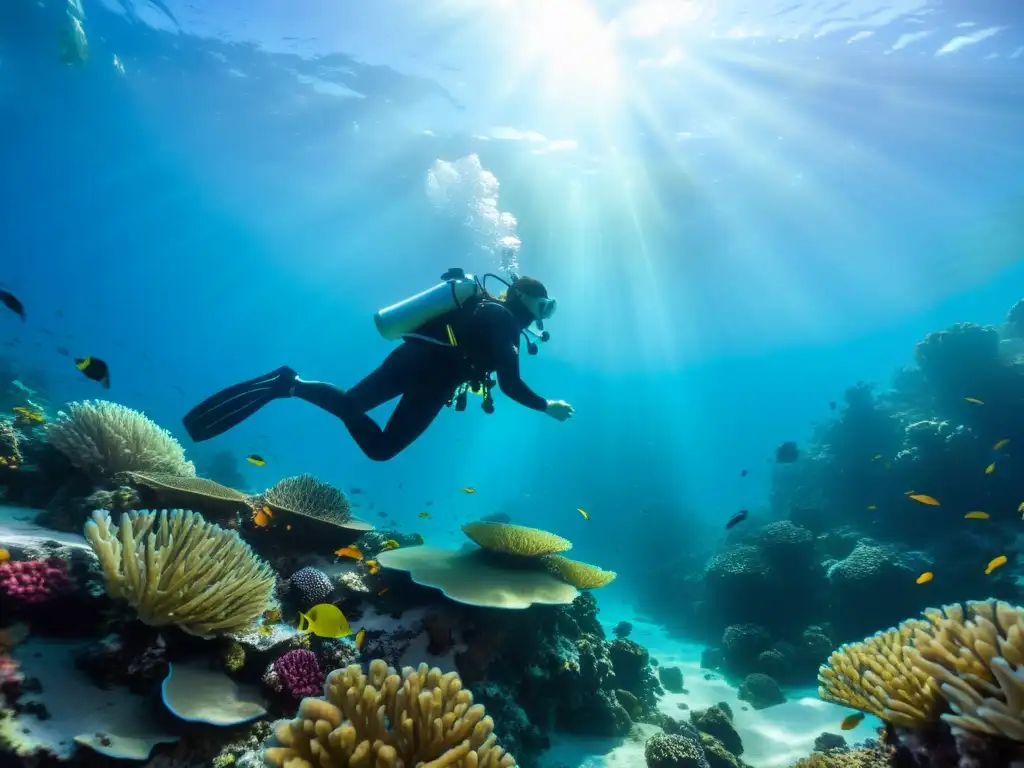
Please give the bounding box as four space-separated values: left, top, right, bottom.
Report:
840 712 865 730
365 560 380 575
964 512 990 520
908 494 940 506
915 571 934 585
985 555 1007 575
335 546 363 561
355 628 366 650
251 506 273 527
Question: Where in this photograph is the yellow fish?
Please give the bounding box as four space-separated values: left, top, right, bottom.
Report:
908 494 940 506
297 603 352 639
257 625 273 636
0 548 9 563
985 462 996 475
365 560 380 575
1019 501 1024 514
867 505 877 510
12 406 44 424
840 712 865 730
381 540 400 551
418 511 431 519
246 454 267 467
964 397 984 405
993 438 1010 451
335 546 363 561
462 487 476 494
964 511 990 520
262 607 282 623
985 555 1007 575
354 627 366 650
577 508 589 520
915 571 934 585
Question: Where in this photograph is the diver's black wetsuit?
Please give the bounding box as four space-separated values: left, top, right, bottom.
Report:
183 297 547 461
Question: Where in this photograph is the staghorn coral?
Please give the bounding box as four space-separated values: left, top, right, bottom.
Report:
84 508 275 637
818 599 1024 741
264 658 518 768
539 554 616 589
462 521 571 556
46 400 195 478
262 473 352 523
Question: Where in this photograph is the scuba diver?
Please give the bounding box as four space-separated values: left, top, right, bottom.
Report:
182 269 574 461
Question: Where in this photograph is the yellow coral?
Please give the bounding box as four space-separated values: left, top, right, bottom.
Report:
540 554 616 589
462 521 571 557
223 641 246 673
264 659 517 768
84 508 274 638
818 600 1024 741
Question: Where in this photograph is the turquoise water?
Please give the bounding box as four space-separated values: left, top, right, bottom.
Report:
1 0 1022 612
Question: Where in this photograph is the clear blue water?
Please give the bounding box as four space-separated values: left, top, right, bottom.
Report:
1 0 1022 611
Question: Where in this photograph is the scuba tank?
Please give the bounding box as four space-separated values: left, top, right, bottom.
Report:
374 268 483 341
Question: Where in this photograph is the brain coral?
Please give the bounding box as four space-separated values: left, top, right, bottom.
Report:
462 521 572 556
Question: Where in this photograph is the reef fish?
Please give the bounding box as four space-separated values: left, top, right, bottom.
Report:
75 356 110 388
908 494 940 506
0 290 25 321
725 510 748 529
335 546 362 561
964 511 990 520
993 438 1010 451
298 603 352 639
840 712 865 730
964 397 984 405
251 506 273 527
365 560 380 575
740 469 748 477
915 572 934 585
355 627 366 649
381 540 400 551
985 555 1007 575
775 442 799 463
577 508 589 520
461 487 476 494
246 454 266 466
12 406 44 424
418 511 431 519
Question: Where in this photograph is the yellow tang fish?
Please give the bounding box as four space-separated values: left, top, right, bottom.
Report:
840 712 865 730
257 624 274 636
297 604 352 639
12 406 44 424
246 454 267 467
985 555 1007 575
964 511 990 520
381 540 400 551
908 494 940 506
462 487 476 494
354 627 366 650
985 462 996 475
964 397 984 405
577 508 589 520
993 438 1010 451
915 571 934 585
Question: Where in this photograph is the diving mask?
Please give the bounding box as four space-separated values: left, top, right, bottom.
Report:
521 294 557 323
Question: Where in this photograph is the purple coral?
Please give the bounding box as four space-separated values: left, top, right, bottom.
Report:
272 649 324 698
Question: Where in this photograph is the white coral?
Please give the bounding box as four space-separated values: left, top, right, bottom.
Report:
46 400 195 478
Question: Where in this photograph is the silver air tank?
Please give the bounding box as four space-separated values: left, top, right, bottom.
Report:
374 272 481 341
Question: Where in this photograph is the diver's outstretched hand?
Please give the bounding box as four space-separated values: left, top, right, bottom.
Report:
545 400 575 422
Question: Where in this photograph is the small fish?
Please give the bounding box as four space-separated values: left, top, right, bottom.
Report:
775 441 799 463
1019 501 1024 514
867 505 877 510
56 346 69 357
908 494 940 506
985 462 996 475
418 511 431 519
985 555 1007 575
829 401 836 411
905 489 916 495
740 469 748 477
365 560 380 575
381 539 400 551
577 508 590 520
354 627 366 650
993 438 1010 451
251 506 273 527
286 524 292 531
378 588 389 596
12 406 44 424
335 546 363 561
871 454 882 461
426 500 433 506
350 487 363 495
0 290 25 321
915 571 934 585
262 607 282 623
462 487 476 494
257 624 273 636
726 510 748 529
0 548 9 563
246 454 267 467
75 357 110 388
964 397 984 405
840 712 865 730
964 511 990 520
378 511 388 518
297 603 352 639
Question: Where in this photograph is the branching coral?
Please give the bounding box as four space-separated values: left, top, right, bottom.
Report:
462 521 571 556
264 659 518 768
818 600 1024 741
46 400 195 478
84 508 274 637
261 473 352 523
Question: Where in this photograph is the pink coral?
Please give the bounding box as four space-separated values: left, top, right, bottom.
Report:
272 649 324 698
0 557 70 605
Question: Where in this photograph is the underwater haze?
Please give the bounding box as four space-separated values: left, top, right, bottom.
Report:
1 4 1024 764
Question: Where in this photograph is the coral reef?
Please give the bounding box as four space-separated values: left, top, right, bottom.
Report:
264 658 517 768
645 731 711 768
690 704 742 757
46 400 196 478
270 649 324 698
0 557 69 606
262 472 353 523
0 418 22 470
659 665 685 693
288 565 335 608
84 508 275 637
462 521 572 556
737 673 785 710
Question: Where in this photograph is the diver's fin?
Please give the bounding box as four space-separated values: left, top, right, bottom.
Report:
182 366 296 442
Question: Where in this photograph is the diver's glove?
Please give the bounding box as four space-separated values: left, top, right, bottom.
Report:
544 400 575 422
